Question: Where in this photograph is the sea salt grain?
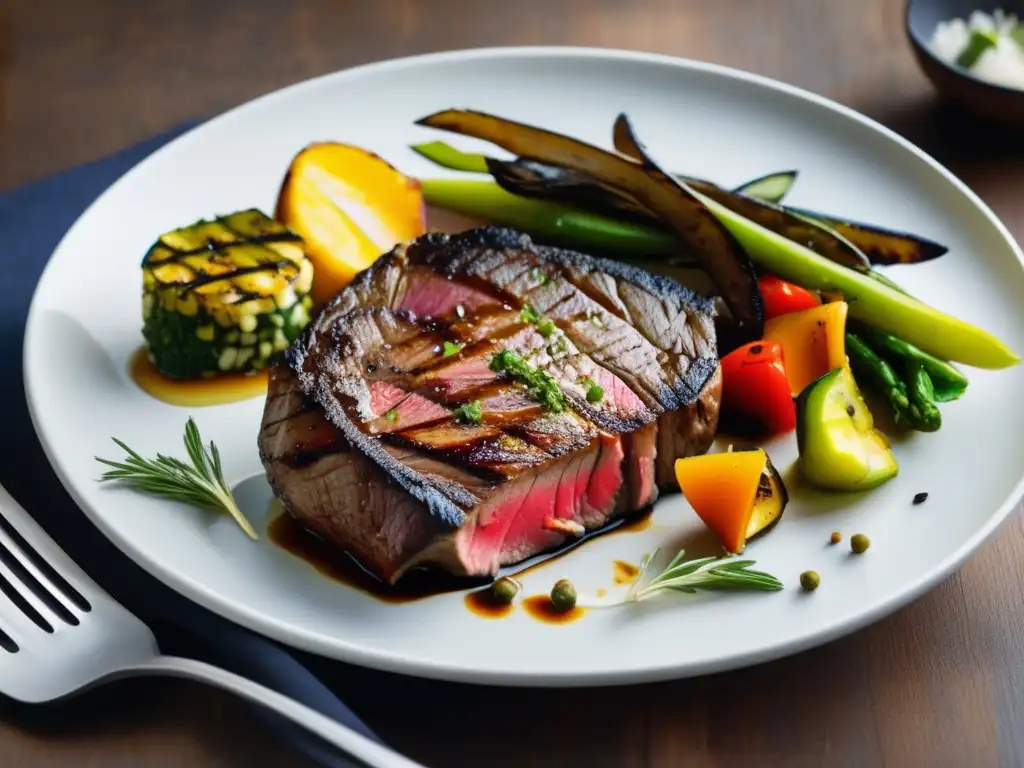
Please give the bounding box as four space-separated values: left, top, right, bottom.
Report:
929 9 1024 90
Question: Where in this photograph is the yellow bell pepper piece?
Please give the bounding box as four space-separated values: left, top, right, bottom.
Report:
764 301 849 397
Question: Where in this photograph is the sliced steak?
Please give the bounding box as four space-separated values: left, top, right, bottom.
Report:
259 227 722 583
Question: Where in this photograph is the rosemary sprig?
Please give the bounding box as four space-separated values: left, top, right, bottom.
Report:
94 417 257 539
575 547 783 608
625 548 783 601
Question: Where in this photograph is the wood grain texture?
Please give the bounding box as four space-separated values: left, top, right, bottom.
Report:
3 0 1024 766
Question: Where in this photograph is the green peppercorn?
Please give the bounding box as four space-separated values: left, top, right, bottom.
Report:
800 570 820 591
550 579 577 611
851 533 870 554
830 531 842 545
491 577 519 604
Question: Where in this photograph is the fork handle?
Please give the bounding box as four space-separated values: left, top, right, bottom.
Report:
130 655 426 768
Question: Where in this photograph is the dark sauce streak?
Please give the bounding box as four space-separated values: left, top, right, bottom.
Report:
268 514 485 603
522 595 586 624
464 589 515 619
268 506 656 608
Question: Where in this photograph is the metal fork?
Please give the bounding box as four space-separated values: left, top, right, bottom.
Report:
0 484 425 768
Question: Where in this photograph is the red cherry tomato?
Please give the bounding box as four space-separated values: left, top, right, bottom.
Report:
719 340 796 436
758 274 820 319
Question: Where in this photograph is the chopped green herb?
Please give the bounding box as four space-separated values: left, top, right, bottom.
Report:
442 341 463 357
521 304 555 337
585 379 604 403
489 349 565 412
520 304 541 324
531 267 550 286
589 313 606 329
385 409 398 422
452 400 483 424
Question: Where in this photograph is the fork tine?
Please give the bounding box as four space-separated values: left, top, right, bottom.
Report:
0 552 63 635
0 523 83 626
0 485 101 612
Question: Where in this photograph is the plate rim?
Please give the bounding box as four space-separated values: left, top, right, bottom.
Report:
23 44 1024 687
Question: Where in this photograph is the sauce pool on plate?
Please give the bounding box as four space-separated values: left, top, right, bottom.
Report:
522 595 586 624
613 560 640 585
268 513 475 603
129 345 268 407
464 588 516 619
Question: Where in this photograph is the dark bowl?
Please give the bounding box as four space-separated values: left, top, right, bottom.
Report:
906 0 1024 125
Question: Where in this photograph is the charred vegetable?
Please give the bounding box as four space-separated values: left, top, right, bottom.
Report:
611 116 870 271
674 448 789 554
276 142 426 307
415 108 765 342
141 209 314 379
749 455 789 543
787 206 949 266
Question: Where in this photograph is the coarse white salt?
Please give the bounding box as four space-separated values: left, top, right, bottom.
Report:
928 9 1024 90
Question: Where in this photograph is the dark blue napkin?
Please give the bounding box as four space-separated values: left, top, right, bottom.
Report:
0 121 385 768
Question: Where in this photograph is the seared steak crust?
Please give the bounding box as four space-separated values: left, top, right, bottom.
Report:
260 227 721 583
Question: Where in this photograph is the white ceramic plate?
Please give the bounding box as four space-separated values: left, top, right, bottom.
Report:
24 47 1024 687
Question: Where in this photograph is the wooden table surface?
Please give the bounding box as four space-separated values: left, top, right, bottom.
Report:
4 0 1024 765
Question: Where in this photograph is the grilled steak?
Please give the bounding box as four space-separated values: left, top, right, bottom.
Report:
258 227 722 583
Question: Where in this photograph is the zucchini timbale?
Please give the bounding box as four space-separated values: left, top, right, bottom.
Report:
141 209 315 379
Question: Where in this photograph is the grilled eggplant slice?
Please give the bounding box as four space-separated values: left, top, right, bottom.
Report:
674 448 788 554
489 156 869 271
141 209 314 379
610 116 870 272
785 207 948 265
416 108 765 342
747 453 788 542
